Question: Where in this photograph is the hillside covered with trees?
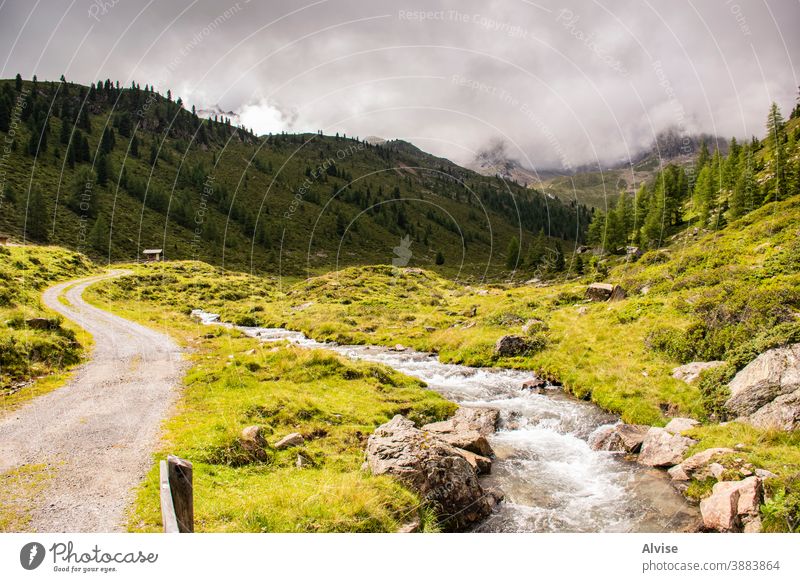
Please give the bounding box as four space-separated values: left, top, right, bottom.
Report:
0 75 589 278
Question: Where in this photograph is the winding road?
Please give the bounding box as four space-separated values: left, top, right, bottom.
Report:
0 271 184 532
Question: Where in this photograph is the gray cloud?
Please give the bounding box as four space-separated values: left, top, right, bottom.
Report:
1 0 797 169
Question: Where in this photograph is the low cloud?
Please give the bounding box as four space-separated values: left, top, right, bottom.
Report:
1 0 797 169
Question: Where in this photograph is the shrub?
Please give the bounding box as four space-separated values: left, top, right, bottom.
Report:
762 476 800 533
696 364 736 420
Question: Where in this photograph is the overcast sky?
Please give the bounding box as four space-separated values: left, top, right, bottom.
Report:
1 0 797 169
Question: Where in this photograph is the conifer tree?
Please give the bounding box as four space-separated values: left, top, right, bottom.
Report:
765 102 787 201
26 187 49 242
506 236 520 269
89 214 109 254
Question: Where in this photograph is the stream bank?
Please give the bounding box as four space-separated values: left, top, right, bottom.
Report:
192 309 699 532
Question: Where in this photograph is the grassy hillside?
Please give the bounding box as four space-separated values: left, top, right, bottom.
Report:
0 245 94 411
87 191 800 531
0 77 589 278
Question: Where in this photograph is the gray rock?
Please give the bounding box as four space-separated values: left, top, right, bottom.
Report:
754 468 778 480
366 415 495 531
422 407 498 456
699 477 763 532
240 425 268 460
585 283 613 302
664 417 700 435
667 448 735 481
454 448 492 475
725 344 800 431
709 463 726 479
494 335 536 357
637 427 697 467
522 378 548 392
700 481 742 532
296 453 312 468
274 432 304 450
608 285 627 302
743 516 762 533
428 429 493 457
672 361 726 384
589 423 649 453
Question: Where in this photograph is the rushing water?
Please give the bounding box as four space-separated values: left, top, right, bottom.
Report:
192 309 699 533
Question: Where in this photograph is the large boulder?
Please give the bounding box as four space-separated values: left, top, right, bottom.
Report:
423 406 498 457
637 427 697 467
366 415 495 531
700 477 763 532
494 335 535 357
663 417 700 435
423 406 499 436
589 423 649 453
667 448 735 482
700 481 742 532
672 361 726 384
725 344 800 431
585 283 613 301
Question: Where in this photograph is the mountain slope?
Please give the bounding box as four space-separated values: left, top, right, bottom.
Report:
0 77 590 278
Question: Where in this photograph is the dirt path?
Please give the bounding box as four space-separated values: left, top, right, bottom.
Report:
0 270 184 532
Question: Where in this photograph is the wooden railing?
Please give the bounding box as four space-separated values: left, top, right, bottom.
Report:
159 455 194 533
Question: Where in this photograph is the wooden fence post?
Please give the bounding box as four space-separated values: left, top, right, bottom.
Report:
159 460 179 533
167 455 194 533
159 455 193 533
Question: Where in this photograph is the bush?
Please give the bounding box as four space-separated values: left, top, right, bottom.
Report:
696 364 735 420
762 476 800 533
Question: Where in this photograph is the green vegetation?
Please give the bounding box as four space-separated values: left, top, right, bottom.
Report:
82 285 455 532
0 76 588 278
587 103 800 253
0 245 94 412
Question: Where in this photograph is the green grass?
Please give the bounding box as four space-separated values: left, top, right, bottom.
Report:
87 193 800 531
0 245 95 413
85 285 455 532
121 328 455 532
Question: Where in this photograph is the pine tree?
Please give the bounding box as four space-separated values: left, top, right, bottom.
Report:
89 214 109 254
506 236 520 269
693 165 713 227
80 134 90 162
3 183 15 205
26 187 49 242
729 153 755 219
552 242 565 272
697 139 710 170
96 153 110 186
0 96 10 131
15 74 23 92
130 135 139 157
765 102 787 201
79 107 91 133
640 185 666 247
435 250 445 265
59 117 71 144
527 229 548 266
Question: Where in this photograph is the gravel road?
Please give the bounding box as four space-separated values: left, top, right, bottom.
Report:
0 270 184 532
